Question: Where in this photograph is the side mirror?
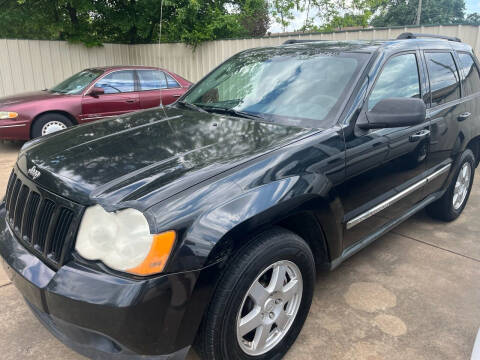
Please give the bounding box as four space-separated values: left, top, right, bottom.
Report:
88 87 104 97
357 98 426 130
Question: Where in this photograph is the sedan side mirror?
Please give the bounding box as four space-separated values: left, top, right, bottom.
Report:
88 87 105 97
357 98 426 130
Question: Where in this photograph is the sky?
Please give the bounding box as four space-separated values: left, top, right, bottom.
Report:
269 0 480 33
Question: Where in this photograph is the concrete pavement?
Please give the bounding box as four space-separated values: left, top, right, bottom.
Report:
0 141 479 360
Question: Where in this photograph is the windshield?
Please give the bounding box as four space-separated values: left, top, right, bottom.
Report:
183 47 369 127
50 69 104 95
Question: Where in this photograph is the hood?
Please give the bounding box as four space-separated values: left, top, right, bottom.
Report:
17 107 314 209
0 91 69 107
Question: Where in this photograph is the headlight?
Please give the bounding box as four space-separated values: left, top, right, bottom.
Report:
75 205 175 276
0 111 18 119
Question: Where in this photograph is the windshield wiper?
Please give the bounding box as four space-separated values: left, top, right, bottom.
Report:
177 101 208 113
198 106 265 121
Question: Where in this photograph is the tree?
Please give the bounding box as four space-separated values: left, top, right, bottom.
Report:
371 0 466 27
0 0 270 46
465 12 480 25
270 0 301 32
239 0 271 37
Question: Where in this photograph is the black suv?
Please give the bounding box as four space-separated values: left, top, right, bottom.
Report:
1 33 479 360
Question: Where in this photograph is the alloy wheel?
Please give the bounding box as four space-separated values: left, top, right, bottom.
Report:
453 162 472 210
236 260 303 356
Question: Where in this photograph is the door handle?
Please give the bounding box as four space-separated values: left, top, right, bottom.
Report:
409 129 430 142
125 99 137 103
458 112 471 121
172 95 181 98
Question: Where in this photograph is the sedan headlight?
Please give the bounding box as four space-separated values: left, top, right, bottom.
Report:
75 205 175 276
0 111 18 119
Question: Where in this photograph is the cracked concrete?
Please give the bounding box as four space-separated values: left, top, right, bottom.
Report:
0 140 479 360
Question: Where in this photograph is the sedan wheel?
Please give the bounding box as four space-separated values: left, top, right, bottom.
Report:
41 120 68 136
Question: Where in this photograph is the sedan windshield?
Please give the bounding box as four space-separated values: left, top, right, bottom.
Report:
183 46 369 127
50 69 104 95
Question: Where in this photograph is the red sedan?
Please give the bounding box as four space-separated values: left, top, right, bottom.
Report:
0 66 192 140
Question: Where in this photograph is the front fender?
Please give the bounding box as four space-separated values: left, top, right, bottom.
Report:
166 173 343 273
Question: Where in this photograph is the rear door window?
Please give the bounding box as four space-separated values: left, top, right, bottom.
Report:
458 52 480 95
138 70 167 91
368 53 421 110
96 70 136 94
425 52 461 106
165 73 181 88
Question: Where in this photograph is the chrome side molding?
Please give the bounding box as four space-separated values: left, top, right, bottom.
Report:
346 163 451 230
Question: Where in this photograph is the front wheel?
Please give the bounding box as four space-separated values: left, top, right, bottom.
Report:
31 113 73 138
195 228 316 360
427 149 475 221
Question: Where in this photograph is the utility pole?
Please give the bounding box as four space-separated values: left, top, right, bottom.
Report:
415 0 422 25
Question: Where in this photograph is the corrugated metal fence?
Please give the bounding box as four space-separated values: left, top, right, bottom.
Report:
1 25 480 97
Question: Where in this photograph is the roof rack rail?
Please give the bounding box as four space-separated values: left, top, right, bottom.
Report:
283 39 324 45
397 32 461 43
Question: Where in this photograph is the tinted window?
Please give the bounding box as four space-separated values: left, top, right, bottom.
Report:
425 52 460 106
369 54 420 110
138 70 167 90
458 52 480 95
166 73 180 88
96 70 135 94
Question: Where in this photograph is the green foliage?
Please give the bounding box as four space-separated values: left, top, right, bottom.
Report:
0 0 476 47
465 12 480 26
0 0 269 47
371 0 466 27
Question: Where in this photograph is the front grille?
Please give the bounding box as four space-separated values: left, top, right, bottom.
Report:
4 169 83 269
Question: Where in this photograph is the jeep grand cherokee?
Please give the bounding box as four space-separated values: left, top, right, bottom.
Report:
1 33 479 360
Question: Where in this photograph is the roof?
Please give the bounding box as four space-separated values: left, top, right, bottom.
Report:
89 65 166 72
279 38 472 54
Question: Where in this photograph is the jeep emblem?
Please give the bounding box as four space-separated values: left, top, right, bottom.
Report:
27 166 41 180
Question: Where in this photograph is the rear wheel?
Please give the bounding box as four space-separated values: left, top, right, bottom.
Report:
195 228 315 360
31 113 73 138
427 149 475 221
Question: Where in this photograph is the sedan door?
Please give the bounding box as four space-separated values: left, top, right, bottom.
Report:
138 70 186 109
81 70 140 122
161 73 187 105
340 52 431 249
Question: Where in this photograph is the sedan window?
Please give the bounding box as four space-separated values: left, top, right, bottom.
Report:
166 73 181 88
138 70 167 91
50 69 104 95
96 70 136 94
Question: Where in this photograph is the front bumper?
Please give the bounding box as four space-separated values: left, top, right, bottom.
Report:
0 119 30 140
0 203 220 359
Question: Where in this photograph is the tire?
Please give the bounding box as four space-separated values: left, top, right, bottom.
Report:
426 149 475 222
195 227 316 360
31 113 73 138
